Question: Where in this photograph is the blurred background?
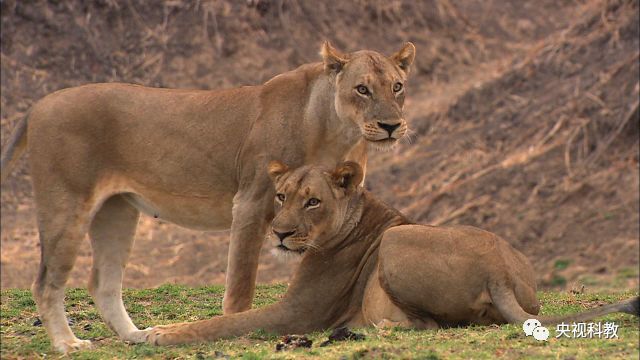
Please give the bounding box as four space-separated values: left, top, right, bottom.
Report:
1 0 638 291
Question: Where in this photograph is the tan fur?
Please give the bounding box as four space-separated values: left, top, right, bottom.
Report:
0 42 416 353
144 162 638 346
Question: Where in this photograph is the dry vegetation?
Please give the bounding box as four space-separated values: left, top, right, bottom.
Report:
1 0 638 291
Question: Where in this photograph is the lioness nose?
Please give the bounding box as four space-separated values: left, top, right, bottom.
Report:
273 230 295 241
377 122 401 137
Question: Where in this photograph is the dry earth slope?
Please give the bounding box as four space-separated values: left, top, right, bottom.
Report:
1 0 638 290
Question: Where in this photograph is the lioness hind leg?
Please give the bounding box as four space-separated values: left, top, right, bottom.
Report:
32 204 93 353
363 263 439 331
88 195 147 343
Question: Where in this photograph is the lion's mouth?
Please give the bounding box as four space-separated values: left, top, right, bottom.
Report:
373 137 397 144
364 136 397 143
276 244 306 254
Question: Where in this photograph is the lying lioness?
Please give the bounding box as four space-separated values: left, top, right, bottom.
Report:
145 162 639 345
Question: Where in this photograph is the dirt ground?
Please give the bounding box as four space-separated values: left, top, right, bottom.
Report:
1 0 638 291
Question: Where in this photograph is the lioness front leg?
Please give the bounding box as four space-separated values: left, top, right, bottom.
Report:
222 191 273 314
146 302 302 345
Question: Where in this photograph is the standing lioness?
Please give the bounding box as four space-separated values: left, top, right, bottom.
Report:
144 161 639 345
0 42 416 353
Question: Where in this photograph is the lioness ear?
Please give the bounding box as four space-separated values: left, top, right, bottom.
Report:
320 41 348 74
332 161 364 191
390 42 416 73
268 160 289 183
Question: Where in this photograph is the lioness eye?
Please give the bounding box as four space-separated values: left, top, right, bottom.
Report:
276 193 285 202
306 198 320 207
393 82 403 92
356 85 370 95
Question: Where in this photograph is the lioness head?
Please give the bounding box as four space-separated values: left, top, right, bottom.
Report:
321 41 416 149
267 160 364 255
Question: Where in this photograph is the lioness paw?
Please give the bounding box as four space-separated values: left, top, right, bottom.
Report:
124 327 154 344
145 326 174 346
145 324 196 346
54 338 92 354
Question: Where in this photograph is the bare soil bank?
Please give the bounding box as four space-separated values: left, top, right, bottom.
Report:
1 0 638 290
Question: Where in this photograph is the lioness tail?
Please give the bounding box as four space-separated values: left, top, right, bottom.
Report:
1 113 28 183
490 284 639 326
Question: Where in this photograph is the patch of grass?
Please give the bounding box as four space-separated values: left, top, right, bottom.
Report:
617 267 639 279
554 259 571 271
551 274 567 287
602 212 615 220
579 276 601 286
1 285 638 359
248 328 280 341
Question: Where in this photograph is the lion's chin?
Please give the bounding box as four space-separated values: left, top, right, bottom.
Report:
367 138 398 151
270 245 304 262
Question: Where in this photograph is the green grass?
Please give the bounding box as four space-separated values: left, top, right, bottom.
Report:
1 285 638 359
553 259 571 271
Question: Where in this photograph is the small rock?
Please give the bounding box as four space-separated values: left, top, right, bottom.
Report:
214 350 230 359
319 327 366 347
275 334 313 351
